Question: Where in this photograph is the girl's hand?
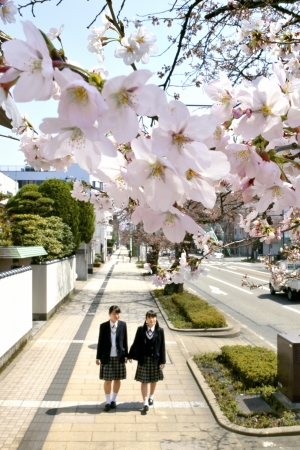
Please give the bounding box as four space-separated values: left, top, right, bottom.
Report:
95 360 100 366
125 359 132 363
160 364 165 369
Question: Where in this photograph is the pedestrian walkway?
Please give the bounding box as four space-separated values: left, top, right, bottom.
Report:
0 251 299 450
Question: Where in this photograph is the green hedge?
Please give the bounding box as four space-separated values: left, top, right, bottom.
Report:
220 345 277 388
155 289 226 329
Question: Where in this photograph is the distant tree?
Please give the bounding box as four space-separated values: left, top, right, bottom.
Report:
38 179 81 248
0 208 12 246
76 197 95 244
6 184 54 217
11 214 76 262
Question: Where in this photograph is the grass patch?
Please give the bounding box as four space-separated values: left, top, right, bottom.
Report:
154 289 227 329
194 347 300 428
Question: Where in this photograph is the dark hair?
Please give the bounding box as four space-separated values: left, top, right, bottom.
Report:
144 310 160 328
109 305 121 314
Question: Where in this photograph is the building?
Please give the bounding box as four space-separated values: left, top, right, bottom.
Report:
0 172 18 205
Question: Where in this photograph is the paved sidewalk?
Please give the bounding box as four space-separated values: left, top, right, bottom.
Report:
0 251 300 450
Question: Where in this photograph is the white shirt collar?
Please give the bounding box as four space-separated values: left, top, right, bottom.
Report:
110 320 118 328
147 325 155 332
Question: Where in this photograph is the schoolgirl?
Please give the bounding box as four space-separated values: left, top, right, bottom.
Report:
129 310 166 411
96 305 129 411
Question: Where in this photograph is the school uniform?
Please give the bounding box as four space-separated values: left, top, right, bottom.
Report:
96 319 128 380
129 323 166 383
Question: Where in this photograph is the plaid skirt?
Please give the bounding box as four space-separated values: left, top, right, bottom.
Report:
135 356 164 383
100 357 126 380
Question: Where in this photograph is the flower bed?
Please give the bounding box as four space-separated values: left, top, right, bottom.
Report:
194 347 300 428
154 289 227 329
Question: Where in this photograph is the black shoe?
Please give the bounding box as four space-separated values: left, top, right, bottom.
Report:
148 398 153 406
104 403 111 412
143 405 149 412
110 401 116 409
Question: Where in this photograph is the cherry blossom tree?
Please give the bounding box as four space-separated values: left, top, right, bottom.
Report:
2 0 300 290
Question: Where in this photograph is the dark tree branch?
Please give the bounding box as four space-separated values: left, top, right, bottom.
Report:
159 0 203 90
87 3 107 28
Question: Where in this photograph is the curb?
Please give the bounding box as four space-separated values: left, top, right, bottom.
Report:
187 357 300 437
151 291 240 338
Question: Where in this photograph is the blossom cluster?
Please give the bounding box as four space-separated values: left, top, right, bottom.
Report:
151 252 209 287
2 13 300 275
87 13 158 65
236 15 300 63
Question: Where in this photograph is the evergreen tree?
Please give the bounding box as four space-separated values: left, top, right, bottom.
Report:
38 179 81 248
6 184 54 217
77 199 95 244
11 214 76 262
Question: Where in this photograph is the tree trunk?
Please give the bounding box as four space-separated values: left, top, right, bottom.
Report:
149 243 160 274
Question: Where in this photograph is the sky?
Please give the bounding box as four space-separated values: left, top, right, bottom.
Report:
0 0 211 167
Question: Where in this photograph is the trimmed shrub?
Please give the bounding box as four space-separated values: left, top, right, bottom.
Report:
6 184 54 217
155 289 227 329
220 345 277 388
11 214 76 262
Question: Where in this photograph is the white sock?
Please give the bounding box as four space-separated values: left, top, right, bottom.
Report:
149 394 154 400
105 394 111 404
111 392 118 402
144 399 148 406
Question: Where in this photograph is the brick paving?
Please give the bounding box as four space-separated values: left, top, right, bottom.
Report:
1 249 300 450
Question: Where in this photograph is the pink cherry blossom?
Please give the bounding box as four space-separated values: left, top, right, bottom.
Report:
1 21 54 101
39 117 116 174
101 69 167 143
131 205 201 243
152 100 213 174
205 71 237 122
235 77 289 141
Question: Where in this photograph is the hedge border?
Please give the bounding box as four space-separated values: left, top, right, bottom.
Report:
187 357 300 436
150 289 240 337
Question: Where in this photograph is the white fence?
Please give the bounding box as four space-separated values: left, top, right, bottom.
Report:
0 267 32 367
32 256 76 320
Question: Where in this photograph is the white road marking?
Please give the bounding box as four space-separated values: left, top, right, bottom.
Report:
228 265 270 276
209 285 228 295
282 305 300 314
204 265 270 291
207 275 253 294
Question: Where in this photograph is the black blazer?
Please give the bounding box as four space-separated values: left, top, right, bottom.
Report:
128 324 166 367
96 320 128 365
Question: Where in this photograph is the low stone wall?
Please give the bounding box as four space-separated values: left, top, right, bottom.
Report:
32 256 76 320
0 267 32 368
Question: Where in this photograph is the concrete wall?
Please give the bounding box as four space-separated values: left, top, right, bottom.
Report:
0 267 32 368
32 256 76 320
0 257 32 273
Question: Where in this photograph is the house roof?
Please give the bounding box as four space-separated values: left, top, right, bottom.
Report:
0 246 48 259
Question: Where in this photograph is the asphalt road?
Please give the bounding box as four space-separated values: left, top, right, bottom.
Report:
158 256 300 349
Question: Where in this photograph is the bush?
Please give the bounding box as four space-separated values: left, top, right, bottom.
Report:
6 184 54 217
220 345 277 388
11 214 76 262
154 289 227 329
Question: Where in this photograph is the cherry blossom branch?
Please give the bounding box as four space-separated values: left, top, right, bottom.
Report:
87 4 107 29
18 0 61 17
0 134 20 141
274 143 300 152
159 0 203 90
204 0 300 21
105 0 137 70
